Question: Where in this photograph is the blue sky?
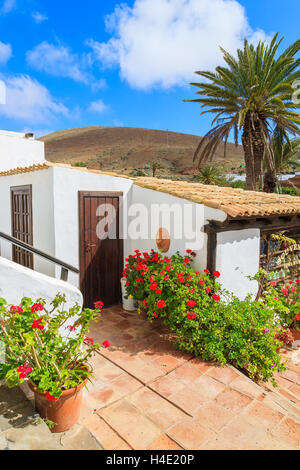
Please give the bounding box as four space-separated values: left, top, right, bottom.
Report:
0 0 299 138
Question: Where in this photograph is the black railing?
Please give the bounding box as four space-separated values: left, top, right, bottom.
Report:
0 231 79 281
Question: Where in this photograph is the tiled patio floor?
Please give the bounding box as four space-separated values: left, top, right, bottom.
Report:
77 305 300 450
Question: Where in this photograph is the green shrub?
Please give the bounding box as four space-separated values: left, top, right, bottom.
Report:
124 249 286 385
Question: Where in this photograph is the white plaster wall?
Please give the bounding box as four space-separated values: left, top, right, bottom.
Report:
0 169 55 277
216 229 260 299
128 185 227 272
0 131 45 171
52 167 134 287
0 256 83 311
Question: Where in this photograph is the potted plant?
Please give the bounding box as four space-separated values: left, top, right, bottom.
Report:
0 294 110 433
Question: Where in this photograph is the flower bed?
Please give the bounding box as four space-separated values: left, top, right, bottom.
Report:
123 249 291 385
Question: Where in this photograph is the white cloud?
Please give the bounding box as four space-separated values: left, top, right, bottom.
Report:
0 0 16 15
0 74 69 124
87 0 271 89
32 11 48 24
26 41 91 84
88 99 109 114
0 41 12 64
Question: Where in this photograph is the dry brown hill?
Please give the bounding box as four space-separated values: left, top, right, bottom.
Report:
39 126 244 176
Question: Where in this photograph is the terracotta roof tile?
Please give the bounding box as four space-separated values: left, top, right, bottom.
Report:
133 177 300 218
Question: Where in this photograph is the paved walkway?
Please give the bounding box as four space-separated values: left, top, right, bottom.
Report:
76 305 300 450
3 305 299 450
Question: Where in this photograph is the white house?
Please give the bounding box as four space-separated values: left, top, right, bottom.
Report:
0 130 299 308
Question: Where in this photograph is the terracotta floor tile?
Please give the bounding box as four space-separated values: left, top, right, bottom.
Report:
229 376 266 399
110 374 143 396
149 375 184 398
168 364 203 384
188 357 215 373
220 416 267 450
271 418 300 447
205 366 239 385
195 401 234 432
93 360 124 381
278 370 300 384
89 386 122 409
99 400 162 450
152 355 182 373
147 434 183 450
80 414 131 450
215 388 253 413
167 417 216 450
118 357 164 384
289 384 300 398
128 387 188 429
168 386 206 416
241 401 285 431
190 374 226 400
199 436 240 450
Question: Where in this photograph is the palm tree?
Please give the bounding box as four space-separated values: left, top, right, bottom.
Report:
194 165 225 185
263 128 300 192
149 160 164 177
185 34 300 191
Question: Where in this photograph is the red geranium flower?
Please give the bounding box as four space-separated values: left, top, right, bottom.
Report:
17 364 32 379
187 300 196 307
150 283 158 290
204 269 210 274
295 314 300 321
212 294 220 301
281 288 289 296
94 301 104 310
46 392 58 402
206 288 212 293
156 289 162 294
187 312 196 320
270 281 277 287
10 305 23 315
183 257 189 263
157 300 166 309
198 280 205 285
31 303 44 313
84 337 94 345
164 275 169 280
102 340 110 348
178 277 185 283
186 249 192 253
213 271 220 278
32 318 44 330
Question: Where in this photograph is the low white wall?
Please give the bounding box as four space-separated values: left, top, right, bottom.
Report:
0 131 45 172
128 185 227 272
0 256 83 311
216 229 260 299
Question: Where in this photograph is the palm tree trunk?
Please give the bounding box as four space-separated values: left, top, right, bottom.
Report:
242 113 265 191
263 171 277 193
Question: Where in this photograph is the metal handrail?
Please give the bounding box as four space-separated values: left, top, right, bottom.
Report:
0 231 79 281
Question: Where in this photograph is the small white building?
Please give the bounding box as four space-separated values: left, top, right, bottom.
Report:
0 130 299 307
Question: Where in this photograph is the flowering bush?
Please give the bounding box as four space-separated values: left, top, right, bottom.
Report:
0 294 109 400
262 278 300 329
125 249 286 384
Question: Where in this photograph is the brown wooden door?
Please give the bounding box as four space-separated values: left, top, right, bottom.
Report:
11 185 34 269
79 191 123 308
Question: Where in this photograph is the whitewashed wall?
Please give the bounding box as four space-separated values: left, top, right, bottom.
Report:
0 169 55 277
216 229 260 299
127 185 227 272
0 131 45 172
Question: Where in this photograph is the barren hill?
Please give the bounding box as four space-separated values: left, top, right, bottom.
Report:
39 126 244 176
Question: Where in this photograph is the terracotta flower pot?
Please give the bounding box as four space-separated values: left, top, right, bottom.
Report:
288 328 300 341
29 376 88 433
